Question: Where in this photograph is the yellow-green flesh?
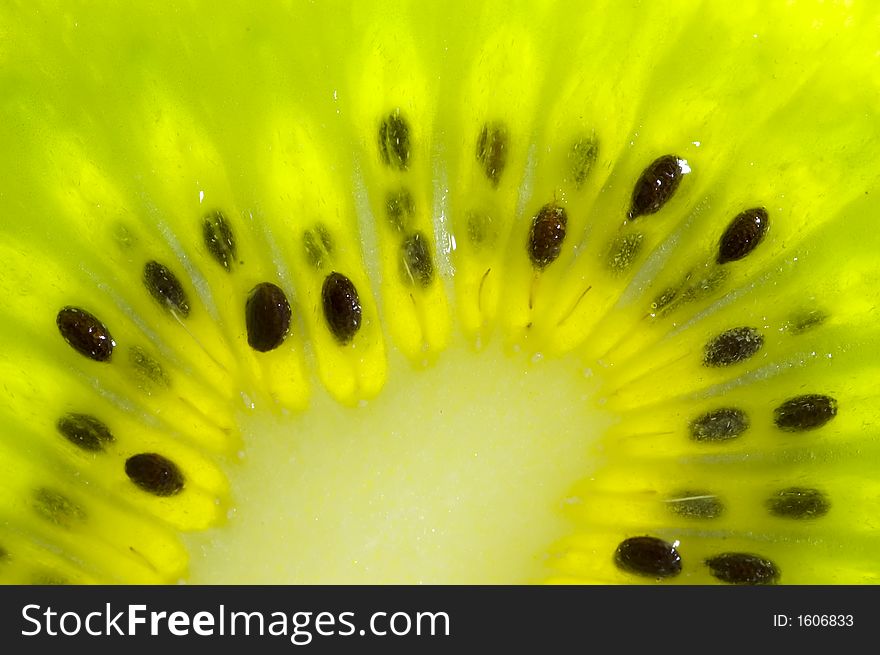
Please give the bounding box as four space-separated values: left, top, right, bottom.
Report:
1 0 880 584
186 340 608 584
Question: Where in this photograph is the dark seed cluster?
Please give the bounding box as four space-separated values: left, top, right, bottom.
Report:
56 307 115 362
717 207 769 265
614 537 781 584
527 203 567 270
202 210 237 271
689 407 750 442
400 231 434 287
773 394 837 432
376 108 439 294
627 155 686 220
614 536 682 579
125 453 185 497
245 282 292 353
476 121 509 187
56 413 115 452
143 261 191 318
687 392 838 448
322 272 362 345
702 326 764 367
766 487 830 519
705 553 780 585
378 109 411 171
666 491 724 519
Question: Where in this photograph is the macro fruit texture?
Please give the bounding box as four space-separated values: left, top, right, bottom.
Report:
0 0 879 584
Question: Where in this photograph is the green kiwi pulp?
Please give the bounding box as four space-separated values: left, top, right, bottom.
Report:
1 1 880 585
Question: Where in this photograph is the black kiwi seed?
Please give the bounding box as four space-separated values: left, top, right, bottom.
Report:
568 135 599 189
400 231 434 287
56 413 115 452
527 203 567 270
773 394 838 432
614 536 682 579
476 121 509 187
705 553 780 585
202 210 236 272
385 188 416 233
322 272 362 345
717 207 769 265
245 282 292 353
125 453 185 497
378 109 411 171
766 487 830 519
666 491 724 520
143 261 191 318
33 488 86 528
689 407 750 442
56 306 115 362
702 326 764 367
627 154 687 220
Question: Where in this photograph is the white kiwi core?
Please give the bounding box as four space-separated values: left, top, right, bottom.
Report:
183 338 610 583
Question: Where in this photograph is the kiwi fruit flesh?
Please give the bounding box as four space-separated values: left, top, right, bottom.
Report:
1 0 879 585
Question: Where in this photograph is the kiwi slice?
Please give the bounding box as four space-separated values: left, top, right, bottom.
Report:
1 1 879 585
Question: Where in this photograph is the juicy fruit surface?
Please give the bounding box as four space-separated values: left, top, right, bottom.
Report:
0 0 879 584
